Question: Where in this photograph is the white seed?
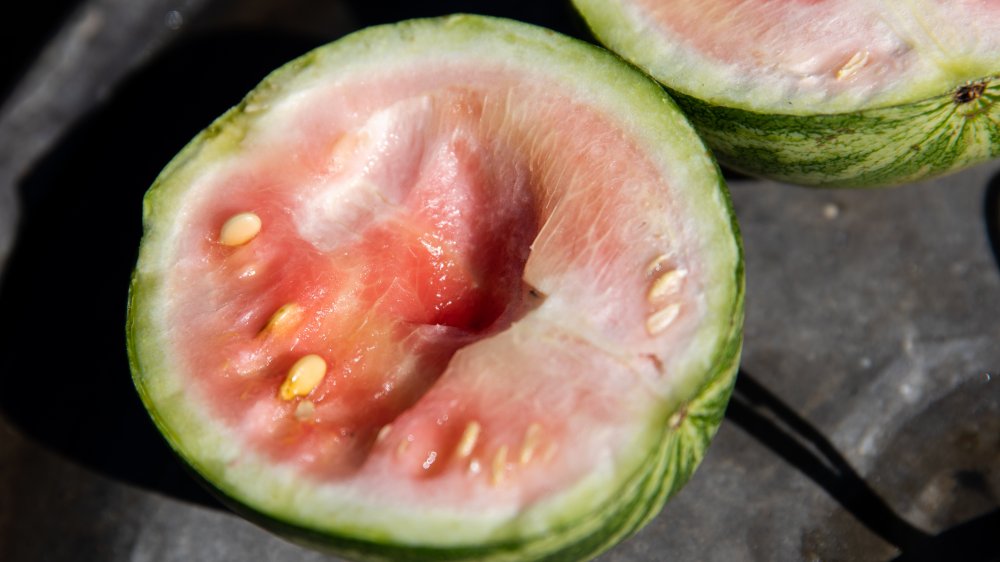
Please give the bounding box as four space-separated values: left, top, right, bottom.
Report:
219 212 262 246
836 50 869 80
491 445 508 486
468 458 482 475
376 424 392 442
519 423 542 465
278 354 327 400
455 421 481 458
646 304 681 335
647 268 687 302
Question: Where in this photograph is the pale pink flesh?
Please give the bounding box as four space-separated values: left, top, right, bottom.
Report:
167 66 697 508
633 0 1000 95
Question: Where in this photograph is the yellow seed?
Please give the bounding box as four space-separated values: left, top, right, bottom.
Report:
647 268 687 302
455 421 481 458
219 212 262 246
519 423 542 465
278 354 326 400
260 303 302 335
646 304 681 335
491 445 509 486
836 50 869 80
645 253 670 277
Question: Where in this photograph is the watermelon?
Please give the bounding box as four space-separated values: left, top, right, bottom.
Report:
572 0 1000 187
127 15 744 561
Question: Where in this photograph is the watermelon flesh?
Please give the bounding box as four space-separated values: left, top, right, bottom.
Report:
575 0 1000 186
130 16 743 559
625 0 1000 112
172 70 691 506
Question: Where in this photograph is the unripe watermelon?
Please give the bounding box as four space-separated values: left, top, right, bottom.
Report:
127 15 744 561
573 0 1000 187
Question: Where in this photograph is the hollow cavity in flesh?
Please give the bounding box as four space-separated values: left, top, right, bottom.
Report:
165 65 706 510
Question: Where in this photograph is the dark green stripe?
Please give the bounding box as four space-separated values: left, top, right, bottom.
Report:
670 77 1000 187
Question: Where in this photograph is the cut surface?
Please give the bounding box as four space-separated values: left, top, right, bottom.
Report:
128 15 743 559
577 0 1000 113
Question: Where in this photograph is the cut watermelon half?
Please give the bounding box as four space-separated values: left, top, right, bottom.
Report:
574 0 1000 187
127 15 744 561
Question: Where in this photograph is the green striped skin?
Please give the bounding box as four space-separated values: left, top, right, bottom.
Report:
571 0 1000 188
127 15 745 561
189 319 743 562
670 78 1000 187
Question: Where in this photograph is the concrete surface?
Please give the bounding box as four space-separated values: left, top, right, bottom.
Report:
1 2 997 561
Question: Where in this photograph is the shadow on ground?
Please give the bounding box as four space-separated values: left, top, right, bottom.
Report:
0 30 323 509
728 370 1000 562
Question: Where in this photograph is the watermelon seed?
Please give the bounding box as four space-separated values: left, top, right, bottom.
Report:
835 50 869 81
468 458 482 475
278 354 327 400
260 303 302 335
376 425 392 442
219 212 262 246
647 268 687 302
491 445 509 486
455 421 481 458
646 304 681 335
519 423 542 465
645 254 670 277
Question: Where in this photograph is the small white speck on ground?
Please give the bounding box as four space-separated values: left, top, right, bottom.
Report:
822 202 840 220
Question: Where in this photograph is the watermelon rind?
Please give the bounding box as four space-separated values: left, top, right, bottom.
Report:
127 14 744 561
572 0 1000 187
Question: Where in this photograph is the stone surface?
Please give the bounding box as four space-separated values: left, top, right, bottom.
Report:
1 2 998 561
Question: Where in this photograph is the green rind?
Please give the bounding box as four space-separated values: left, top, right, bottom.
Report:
571 0 1000 187
669 80 1000 187
127 14 745 561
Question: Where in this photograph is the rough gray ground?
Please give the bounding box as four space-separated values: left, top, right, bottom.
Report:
1 2 997 561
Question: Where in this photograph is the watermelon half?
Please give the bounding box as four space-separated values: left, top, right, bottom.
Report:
127 15 744 561
573 0 1000 187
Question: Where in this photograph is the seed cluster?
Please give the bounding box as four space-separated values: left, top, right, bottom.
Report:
216 211 563 483
219 213 328 402
645 254 686 336
382 420 554 486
